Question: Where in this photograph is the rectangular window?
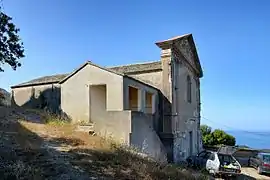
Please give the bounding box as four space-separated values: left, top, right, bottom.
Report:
187 76 192 103
128 86 139 111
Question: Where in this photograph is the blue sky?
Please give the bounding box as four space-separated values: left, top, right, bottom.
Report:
1 0 269 131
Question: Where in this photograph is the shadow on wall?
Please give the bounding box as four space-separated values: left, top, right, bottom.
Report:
130 111 168 163
11 86 71 123
157 93 173 162
158 93 172 133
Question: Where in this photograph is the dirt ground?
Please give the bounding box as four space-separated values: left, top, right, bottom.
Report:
0 107 208 180
5 107 269 179
214 167 270 180
240 167 270 180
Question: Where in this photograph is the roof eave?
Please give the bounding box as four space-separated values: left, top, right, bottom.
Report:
155 41 173 49
156 34 203 78
11 81 60 89
124 68 162 75
155 34 192 49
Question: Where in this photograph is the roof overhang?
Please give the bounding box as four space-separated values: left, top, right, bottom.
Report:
11 81 60 89
155 34 192 49
155 34 203 78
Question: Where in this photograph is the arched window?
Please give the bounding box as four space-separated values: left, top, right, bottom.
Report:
187 75 192 103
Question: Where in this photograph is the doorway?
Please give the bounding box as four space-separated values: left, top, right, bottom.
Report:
89 84 107 123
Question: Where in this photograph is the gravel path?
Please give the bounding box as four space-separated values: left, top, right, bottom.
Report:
240 167 270 180
214 167 270 180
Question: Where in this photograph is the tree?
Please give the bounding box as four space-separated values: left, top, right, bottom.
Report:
0 7 24 72
200 125 236 146
200 125 212 136
224 134 236 146
200 125 215 145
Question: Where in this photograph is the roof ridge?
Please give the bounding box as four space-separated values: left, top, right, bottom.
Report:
37 73 69 78
27 73 68 79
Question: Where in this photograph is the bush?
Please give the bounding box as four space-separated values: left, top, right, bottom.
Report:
43 110 70 125
200 125 236 146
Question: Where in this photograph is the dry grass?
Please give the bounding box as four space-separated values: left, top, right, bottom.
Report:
68 147 209 180
0 107 209 180
20 122 208 179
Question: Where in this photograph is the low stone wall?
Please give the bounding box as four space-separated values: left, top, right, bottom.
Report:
130 112 167 163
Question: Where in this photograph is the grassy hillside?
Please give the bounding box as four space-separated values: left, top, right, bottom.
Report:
0 106 208 180
0 88 11 106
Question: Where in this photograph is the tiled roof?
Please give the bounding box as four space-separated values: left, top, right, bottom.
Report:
11 61 162 88
108 61 162 74
11 74 68 88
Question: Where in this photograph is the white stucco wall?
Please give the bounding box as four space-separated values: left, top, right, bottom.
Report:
130 71 163 90
60 64 124 123
123 77 159 113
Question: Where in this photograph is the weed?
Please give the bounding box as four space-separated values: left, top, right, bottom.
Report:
44 111 69 125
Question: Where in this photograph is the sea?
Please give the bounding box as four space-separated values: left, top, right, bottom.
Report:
226 131 270 149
